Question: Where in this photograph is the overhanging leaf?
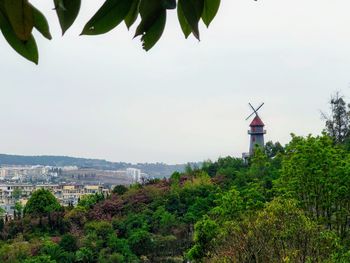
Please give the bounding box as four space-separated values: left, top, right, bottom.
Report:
4 0 33 41
82 0 133 35
134 0 163 38
30 4 52 40
54 0 81 35
124 0 140 30
178 0 204 40
0 10 38 64
202 0 220 27
177 2 191 38
141 10 166 51
162 0 176 10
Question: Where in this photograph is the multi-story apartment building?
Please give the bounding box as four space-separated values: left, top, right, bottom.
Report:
0 184 35 204
0 183 109 207
0 165 54 182
58 185 108 205
126 168 142 183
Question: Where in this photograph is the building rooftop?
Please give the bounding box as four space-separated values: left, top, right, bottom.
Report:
250 116 265 127
84 185 100 190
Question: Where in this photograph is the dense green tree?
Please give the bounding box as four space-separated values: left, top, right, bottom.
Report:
127 229 154 256
24 189 61 228
39 241 66 262
23 255 56 263
98 249 126 263
152 206 177 233
202 156 245 178
14 202 23 220
59 234 78 252
114 212 151 238
112 185 128 196
77 193 104 210
0 241 32 263
107 234 138 261
0 207 5 232
211 198 341 262
265 140 284 158
65 206 87 228
84 221 114 247
75 247 94 263
278 134 350 236
166 174 217 223
212 188 243 220
187 216 219 261
246 147 280 202
249 147 270 179
24 189 61 217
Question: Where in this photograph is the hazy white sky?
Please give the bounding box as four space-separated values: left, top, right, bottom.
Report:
1 0 350 163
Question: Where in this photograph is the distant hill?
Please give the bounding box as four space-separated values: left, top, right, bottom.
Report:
0 154 191 178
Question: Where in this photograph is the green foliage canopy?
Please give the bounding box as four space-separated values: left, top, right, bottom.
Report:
77 193 104 210
12 188 22 200
24 189 61 217
278 134 350 237
59 234 78 253
210 198 341 262
112 185 128 196
0 0 221 64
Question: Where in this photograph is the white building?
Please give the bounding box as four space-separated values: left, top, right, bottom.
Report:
126 168 142 183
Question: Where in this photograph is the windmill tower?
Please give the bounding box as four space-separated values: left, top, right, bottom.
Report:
243 103 266 159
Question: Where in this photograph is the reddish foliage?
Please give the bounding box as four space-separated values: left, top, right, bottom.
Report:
178 175 192 186
211 174 229 186
51 236 61 243
89 197 125 220
89 180 170 220
31 245 40 256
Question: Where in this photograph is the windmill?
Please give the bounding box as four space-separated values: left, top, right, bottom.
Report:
245 102 266 156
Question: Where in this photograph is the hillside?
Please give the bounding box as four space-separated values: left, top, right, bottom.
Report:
0 154 189 178
1 133 350 262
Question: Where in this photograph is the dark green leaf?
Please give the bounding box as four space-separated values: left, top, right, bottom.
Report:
178 0 204 40
134 0 163 37
202 0 220 27
0 10 38 64
30 4 52 40
141 9 166 51
177 2 191 38
81 0 133 35
124 0 140 30
162 0 176 10
4 0 33 41
54 0 81 35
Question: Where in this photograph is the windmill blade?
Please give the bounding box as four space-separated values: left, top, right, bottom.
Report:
245 112 255 120
246 102 264 120
249 103 257 113
246 103 258 120
254 102 264 113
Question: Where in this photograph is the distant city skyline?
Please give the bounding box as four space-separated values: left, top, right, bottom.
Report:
1 0 350 163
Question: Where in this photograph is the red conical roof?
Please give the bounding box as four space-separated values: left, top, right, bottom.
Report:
250 116 264 126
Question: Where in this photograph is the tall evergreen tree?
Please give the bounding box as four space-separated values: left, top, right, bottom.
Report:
322 92 350 144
